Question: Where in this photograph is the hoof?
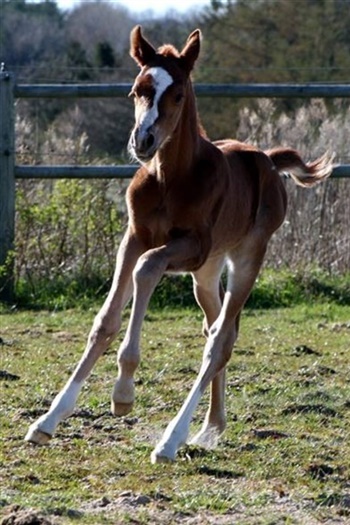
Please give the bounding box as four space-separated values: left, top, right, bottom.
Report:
25 426 52 445
111 400 134 416
151 451 174 464
150 444 176 464
189 430 219 450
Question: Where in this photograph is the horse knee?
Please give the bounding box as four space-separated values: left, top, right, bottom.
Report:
90 314 120 347
205 327 236 372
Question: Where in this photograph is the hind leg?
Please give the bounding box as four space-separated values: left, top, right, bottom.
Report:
190 314 241 449
190 258 228 448
152 239 267 463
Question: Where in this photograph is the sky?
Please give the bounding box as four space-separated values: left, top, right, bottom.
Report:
53 0 210 16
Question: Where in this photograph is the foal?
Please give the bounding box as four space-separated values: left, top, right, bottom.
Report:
26 27 333 463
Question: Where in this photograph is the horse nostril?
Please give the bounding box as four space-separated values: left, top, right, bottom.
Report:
146 133 155 150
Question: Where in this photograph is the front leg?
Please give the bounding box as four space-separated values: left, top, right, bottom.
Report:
111 246 169 415
25 231 143 444
111 233 206 419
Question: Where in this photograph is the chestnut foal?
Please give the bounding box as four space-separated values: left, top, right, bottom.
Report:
26 26 333 463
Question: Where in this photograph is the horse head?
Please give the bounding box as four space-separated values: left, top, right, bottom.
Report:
128 25 201 163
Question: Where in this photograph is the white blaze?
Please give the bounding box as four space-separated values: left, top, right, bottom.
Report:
139 67 173 132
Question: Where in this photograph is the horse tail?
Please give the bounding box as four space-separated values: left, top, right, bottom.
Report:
265 147 334 187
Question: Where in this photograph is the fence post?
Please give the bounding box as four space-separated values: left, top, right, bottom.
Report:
0 65 15 302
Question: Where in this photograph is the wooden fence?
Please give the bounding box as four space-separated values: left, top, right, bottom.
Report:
1 68 350 301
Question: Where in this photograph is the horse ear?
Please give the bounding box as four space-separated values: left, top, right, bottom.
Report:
180 29 201 73
130 25 156 67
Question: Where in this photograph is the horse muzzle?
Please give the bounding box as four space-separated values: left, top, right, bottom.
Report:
129 126 157 162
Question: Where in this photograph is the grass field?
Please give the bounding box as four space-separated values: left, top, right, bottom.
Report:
1 302 350 524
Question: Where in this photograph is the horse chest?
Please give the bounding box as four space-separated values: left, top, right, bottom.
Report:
147 204 171 242
128 183 188 246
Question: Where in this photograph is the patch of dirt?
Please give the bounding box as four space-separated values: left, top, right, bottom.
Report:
252 428 290 440
282 403 339 417
0 371 20 381
79 493 222 523
307 463 335 480
77 491 350 524
0 506 55 525
292 344 321 356
0 338 14 347
330 322 350 332
3 493 350 525
50 331 81 342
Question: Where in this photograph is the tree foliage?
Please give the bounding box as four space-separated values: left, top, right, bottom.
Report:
196 0 350 138
201 0 350 83
2 0 350 154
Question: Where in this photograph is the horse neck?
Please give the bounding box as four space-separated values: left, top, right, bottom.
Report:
154 82 201 182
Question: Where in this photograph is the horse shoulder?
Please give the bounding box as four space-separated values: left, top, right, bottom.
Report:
127 167 161 214
194 140 228 192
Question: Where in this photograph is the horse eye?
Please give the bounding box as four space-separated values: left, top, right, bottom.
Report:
175 93 184 104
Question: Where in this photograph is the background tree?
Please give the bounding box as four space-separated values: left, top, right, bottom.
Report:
197 0 350 139
95 41 117 70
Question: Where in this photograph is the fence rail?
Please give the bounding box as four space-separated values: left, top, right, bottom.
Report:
1 71 350 301
14 165 137 179
14 82 350 99
13 164 350 180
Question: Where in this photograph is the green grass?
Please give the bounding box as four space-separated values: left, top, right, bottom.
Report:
8 267 350 310
1 303 350 523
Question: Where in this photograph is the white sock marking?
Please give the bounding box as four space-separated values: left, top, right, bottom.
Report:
26 380 82 439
